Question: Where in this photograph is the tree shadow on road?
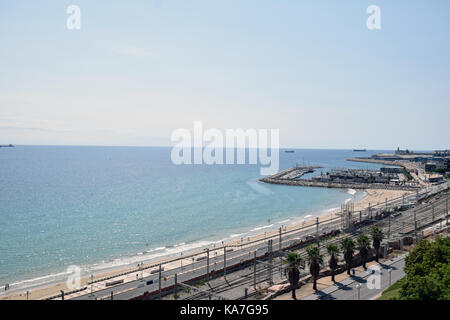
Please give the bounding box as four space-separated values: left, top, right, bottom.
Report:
316 291 337 300
379 263 398 270
333 282 352 291
350 275 367 283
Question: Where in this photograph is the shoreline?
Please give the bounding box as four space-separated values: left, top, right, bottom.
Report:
1 188 410 300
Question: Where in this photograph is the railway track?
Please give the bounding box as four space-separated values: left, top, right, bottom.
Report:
181 193 449 300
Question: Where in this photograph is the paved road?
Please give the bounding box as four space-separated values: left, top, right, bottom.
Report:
303 254 406 300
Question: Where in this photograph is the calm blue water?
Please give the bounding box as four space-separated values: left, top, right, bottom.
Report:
0 146 390 289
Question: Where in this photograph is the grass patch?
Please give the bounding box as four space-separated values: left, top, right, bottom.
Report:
377 278 404 300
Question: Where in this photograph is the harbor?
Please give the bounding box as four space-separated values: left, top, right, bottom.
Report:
260 166 421 191
261 149 450 191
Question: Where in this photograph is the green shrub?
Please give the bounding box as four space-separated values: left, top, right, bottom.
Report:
397 236 450 300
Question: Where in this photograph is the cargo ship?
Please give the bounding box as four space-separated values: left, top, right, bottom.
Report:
353 149 366 152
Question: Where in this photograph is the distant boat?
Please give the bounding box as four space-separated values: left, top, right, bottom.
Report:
0 144 14 148
353 149 366 152
285 150 295 153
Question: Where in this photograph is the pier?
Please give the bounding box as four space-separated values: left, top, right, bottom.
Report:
263 166 323 181
347 157 403 167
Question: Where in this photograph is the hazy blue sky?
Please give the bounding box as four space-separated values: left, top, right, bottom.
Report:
0 0 449 149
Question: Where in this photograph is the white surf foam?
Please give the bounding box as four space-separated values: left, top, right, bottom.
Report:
250 224 274 232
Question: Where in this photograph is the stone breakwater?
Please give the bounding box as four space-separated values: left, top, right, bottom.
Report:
346 157 406 167
259 177 420 191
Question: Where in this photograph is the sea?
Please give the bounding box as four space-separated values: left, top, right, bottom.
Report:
0 146 391 293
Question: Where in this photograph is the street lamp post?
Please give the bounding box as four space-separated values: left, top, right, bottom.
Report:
158 264 162 300
414 210 418 243
356 284 361 300
253 251 257 288
90 274 93 296
206 248 210 282
388 213 391 240
224 246 227 279
446 198 448 230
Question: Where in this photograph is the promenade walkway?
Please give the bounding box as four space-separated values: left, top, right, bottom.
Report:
302 254 406 300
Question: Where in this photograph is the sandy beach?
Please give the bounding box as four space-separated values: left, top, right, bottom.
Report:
1 188 411 300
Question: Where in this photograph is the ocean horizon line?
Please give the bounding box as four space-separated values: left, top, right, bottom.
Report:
1 144 409 152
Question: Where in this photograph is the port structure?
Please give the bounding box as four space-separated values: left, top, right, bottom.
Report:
261 166 420 191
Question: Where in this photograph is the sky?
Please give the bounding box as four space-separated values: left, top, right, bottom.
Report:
0 0 449 150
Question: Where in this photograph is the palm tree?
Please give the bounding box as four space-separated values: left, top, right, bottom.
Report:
371 227 384 262
340 237 355 275
356 234 371 270
306 245 324 291
326 243 340 282
284 252 304 300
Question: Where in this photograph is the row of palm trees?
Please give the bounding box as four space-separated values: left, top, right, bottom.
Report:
285 226 384 299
